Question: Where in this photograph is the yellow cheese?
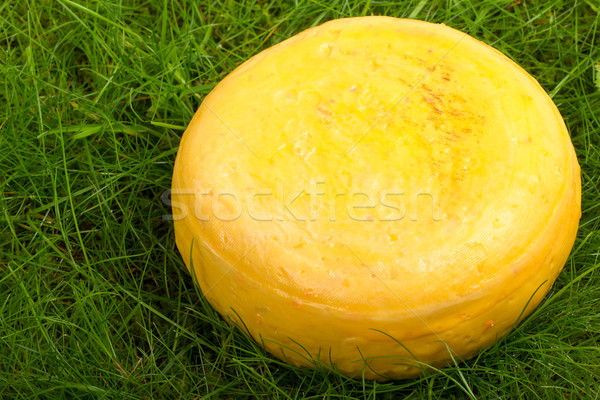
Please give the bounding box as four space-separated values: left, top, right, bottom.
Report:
171 17 581 380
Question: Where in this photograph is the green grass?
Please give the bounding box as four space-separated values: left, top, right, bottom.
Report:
1 0 600 398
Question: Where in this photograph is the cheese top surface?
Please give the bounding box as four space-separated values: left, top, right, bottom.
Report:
175 17 577 313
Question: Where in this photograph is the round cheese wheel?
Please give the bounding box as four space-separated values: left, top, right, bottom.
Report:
171 17 581 380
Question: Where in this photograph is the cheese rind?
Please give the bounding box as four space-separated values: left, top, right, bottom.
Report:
172 17 581 379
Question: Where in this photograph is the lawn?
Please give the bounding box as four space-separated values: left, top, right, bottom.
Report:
1 0 600 398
